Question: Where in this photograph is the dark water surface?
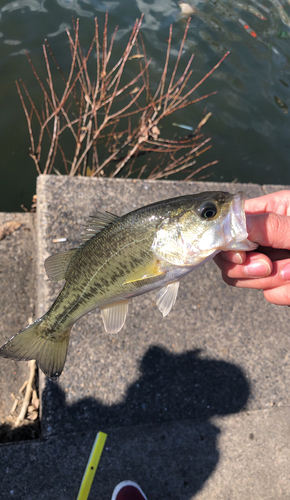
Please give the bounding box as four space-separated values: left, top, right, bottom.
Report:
1 0 290 211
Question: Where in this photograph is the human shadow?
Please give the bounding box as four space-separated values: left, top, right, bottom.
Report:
38 345 250 499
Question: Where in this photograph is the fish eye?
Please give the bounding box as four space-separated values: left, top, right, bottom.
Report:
199 202 218 220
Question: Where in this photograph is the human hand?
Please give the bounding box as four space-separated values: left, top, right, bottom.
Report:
214 190 290 305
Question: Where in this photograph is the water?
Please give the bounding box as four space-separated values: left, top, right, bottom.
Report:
0 0 290 211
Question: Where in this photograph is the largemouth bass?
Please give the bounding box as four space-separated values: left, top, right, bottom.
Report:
0 191 257 380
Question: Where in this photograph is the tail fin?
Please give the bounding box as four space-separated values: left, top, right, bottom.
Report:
0 319 71 380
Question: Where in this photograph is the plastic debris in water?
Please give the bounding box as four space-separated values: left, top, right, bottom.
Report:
237 2 266 20
278 7 290 27
238 18 258 37
277 30 290 38
274 96 288 113
252 0 270 13
178 1 196 15
247 5 266 20
172 122 194 131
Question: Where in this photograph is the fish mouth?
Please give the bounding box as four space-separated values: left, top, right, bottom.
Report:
231 192 248 242
225 192 258 251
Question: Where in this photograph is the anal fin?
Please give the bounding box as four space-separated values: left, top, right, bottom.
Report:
100 300 129 334
155 281 180 317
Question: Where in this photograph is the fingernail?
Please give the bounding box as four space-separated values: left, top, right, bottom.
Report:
281 263 290 281
221 251 244 264
243 260 271 277
246 215 254 234
231 252 243 264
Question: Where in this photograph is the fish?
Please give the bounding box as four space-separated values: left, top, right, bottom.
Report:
0 191 257 380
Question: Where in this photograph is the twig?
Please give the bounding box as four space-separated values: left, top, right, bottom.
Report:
15 360 36 427
184 160 219 180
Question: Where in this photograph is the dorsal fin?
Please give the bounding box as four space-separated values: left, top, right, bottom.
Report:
82 211 119 242
44 248 78 282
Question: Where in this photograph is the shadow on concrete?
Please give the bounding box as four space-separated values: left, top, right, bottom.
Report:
0 421 40 444
43 346 250 432
36 346 250 499
0 346 250 498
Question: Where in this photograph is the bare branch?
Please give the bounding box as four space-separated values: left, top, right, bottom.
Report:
18 16 225 181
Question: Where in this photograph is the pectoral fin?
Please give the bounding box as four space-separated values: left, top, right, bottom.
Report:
123 261 164 285
100 300 129 334
156 281 180 317
44 248 78 281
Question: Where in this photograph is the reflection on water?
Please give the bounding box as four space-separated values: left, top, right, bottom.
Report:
0 0 290 210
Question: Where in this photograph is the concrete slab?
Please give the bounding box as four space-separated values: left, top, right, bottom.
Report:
35 177 290 435
1 407 289 499
263 185 290 194
197 407 290 499
1 177 289 500
0 213 36 438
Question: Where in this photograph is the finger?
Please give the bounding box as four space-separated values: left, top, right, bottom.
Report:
219 250 247 264
221 273 273 290
280 261 290 281
246 212 290 249
214 252 272 279
217 248 290 268
220 258 290 290
245 190 290 215
255 247 290 262
264 285 290 306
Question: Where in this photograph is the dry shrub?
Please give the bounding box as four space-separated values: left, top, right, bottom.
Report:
16 15 228 180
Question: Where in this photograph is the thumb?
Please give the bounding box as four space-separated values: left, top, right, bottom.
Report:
246 212 290 249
